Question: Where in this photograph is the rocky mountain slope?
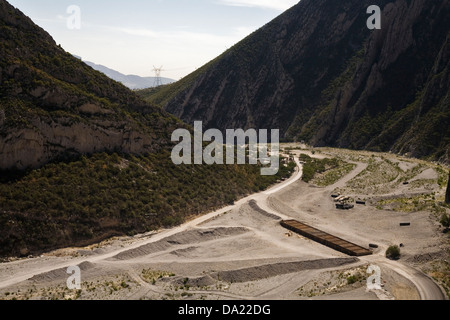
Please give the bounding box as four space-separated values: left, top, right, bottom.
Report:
0 0 295 257
149 0 449 163
0 0 182 170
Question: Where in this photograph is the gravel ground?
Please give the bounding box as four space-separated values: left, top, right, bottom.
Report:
0 146 447 300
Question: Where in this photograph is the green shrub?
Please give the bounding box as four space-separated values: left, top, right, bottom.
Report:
300 155 341 183
440 214 450 230
386 245 401 260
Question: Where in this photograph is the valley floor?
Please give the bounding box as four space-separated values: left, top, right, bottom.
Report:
0 145 448 300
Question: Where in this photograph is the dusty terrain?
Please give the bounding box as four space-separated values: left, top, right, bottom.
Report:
0 145 448 300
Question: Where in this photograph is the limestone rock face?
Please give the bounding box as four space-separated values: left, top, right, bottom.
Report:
0 116 155 170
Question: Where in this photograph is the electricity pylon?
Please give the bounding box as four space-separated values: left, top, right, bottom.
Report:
152 65 164 87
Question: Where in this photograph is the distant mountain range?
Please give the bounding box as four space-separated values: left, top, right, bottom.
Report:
82 60 175 90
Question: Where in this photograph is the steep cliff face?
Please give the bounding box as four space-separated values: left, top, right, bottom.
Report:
0 0 180 170
311 0 450 161
161 0 449 162
0 116 163 170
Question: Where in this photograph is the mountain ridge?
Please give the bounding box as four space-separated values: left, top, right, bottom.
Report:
0 0 184 170
146 0 449 163
83 60 175 90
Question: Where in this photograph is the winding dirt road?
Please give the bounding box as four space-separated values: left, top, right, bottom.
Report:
0 154 446 300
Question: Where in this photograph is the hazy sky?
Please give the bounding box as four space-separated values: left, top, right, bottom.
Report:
8 0 299 80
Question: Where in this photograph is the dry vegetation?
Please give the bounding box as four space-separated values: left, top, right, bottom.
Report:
296 265 372 298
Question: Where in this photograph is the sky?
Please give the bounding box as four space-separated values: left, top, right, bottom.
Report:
7 0 299 80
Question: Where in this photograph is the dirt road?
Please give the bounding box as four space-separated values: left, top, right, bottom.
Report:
0 148 447 300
